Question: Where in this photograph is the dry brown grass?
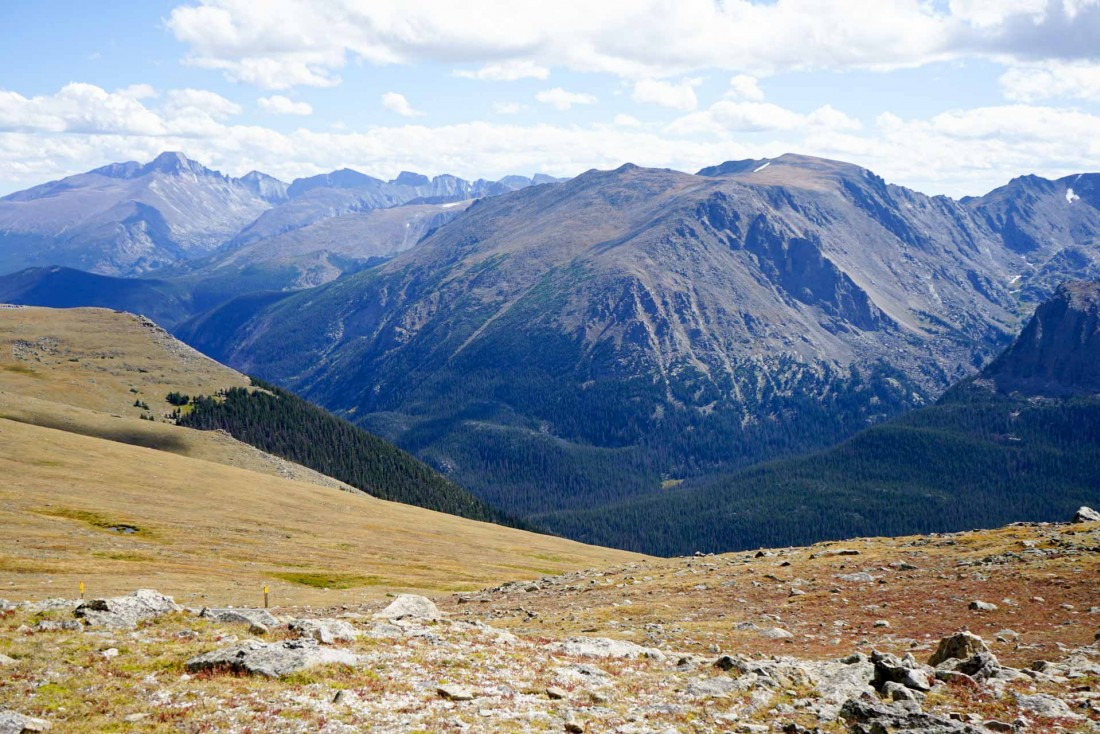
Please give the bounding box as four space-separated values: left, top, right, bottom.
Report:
0 306 641 606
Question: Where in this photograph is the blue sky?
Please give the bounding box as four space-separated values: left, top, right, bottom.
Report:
1 0 1099 196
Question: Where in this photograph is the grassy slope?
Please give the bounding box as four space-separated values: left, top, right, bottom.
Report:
0 417 639 605
0 306 640 603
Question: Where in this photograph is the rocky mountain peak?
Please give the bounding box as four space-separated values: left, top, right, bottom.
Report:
980 280 1100 396
392 171 431 187
142 151 215 177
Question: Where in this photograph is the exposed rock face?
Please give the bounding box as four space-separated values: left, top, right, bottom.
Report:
375 595 442 622
0 152 279 276
184 639 358 678
979 280 1100 397
75 589 181 629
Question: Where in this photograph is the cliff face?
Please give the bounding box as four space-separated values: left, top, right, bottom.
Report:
980 280 1100 396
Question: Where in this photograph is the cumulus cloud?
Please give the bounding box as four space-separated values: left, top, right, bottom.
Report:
535 88 598 111
631 78 702 111
2 82 1099 202
166 0 1100 89
381 92 425 117
454 61 550 81
1000 61 1100 101
668 100 862 136
728 75 765 101
258 94 313 115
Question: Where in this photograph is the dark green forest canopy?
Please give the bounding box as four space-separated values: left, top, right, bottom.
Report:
177 379 520 527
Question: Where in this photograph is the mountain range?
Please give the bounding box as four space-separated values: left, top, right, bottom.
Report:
3 151 1100 554
0 152 554 288
177 153 1100 528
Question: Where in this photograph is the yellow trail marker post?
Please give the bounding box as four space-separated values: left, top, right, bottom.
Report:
79 581 84 600
264 586 269 609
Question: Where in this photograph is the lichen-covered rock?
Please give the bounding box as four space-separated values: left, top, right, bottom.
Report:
928 631 990 667
1074 506 1100 523
289 618 359 644
200 608 279 629
75 589 181 629
0 710 51 733
374 594 441 621
840 698 981 733
549 636 666 660
185 639 358 678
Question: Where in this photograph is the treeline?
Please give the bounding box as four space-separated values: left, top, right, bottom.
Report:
538 391 1100 555
177 379 519 526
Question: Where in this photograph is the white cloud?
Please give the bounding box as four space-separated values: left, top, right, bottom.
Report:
166 0 1100 89
492 101 525 115
728 74 764 101
1000 61 1100 102
535 88 598 111
454 60 550 81
2 83 1100 202
614 114 643 127
381 92 425 117
258 94 313 115
631 78 702 111
668 100 862 136
0 83 168 135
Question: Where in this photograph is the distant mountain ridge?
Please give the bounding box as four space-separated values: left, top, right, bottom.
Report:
0 152 558 282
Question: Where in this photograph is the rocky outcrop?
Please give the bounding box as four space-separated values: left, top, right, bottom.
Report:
199 607 279 629
840 697 982 733
289 618 359 644
980 280 1100 397
185 639 359 679
928 631 990 666
75 589 181 629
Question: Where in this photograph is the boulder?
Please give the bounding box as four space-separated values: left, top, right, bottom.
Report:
810 548 861 559
928 632 990 667
0 655 15 667
374 594 441 622
872 653 933 692
840 698 982 733
0 711 51 733
968 600 997 611
200 608 279 629
1015 693 1079 719
289 618 359 644
1073 506 1100 523
437 684 475 701
75 589 181 629
185 639 358 678
760 627 794 640
550 637 666 660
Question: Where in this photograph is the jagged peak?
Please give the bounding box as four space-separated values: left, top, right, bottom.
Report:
142 151 218 177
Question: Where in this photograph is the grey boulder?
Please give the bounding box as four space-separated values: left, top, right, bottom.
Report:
185 639 358 678
75 589 181 629
374 594 441 622
0 711 51 733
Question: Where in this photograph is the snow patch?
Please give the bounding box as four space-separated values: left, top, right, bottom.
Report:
1066 188 1080 203
1009 274 1022 285
753 161 771 173
441 201 464 209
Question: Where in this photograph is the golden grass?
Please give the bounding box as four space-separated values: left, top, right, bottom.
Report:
0 416 640 606
0 306 641 607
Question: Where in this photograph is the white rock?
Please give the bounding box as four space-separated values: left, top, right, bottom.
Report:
375 595 441 621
